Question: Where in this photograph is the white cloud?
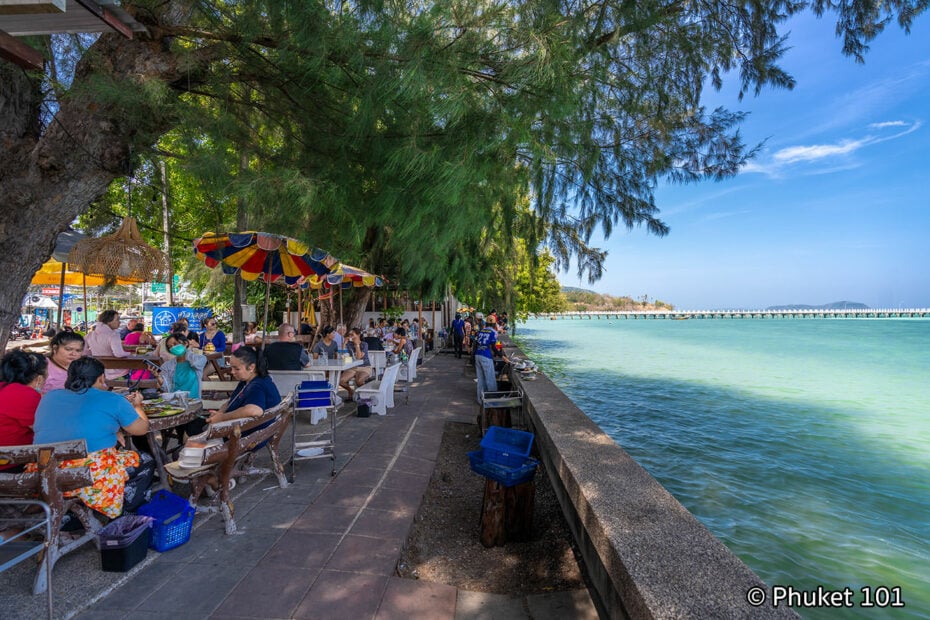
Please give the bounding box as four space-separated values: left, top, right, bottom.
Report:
868 120 908 129
743 120 922 177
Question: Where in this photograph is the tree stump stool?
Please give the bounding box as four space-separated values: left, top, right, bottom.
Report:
478 406 513 434
479 477 535 547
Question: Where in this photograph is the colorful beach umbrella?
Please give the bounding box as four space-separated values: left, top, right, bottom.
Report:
299 264 384 290
193 232 340 286
193 232 342 345
31 258 142 287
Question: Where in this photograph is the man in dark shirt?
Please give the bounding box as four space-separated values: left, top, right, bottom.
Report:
263 323 309 370
451 313 465 359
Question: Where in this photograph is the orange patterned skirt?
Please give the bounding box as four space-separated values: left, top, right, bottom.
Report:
28 447 140 518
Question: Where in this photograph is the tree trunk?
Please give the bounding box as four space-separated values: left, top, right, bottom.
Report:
318 287 371 330
0 12 199 350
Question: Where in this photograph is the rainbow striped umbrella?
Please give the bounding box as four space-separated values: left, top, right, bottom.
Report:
194 232 341 343
300 264 384 290
193 232 341 285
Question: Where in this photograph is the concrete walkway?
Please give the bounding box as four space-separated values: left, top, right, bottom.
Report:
0 352 598 619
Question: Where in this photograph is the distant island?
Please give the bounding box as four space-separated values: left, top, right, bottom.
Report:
766 301 870 311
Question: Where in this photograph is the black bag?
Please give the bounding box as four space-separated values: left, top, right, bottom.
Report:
357 403 371 418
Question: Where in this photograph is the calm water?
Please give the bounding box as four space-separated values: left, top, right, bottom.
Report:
514 318 929 619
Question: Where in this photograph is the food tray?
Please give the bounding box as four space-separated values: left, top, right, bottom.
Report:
467 450 539 487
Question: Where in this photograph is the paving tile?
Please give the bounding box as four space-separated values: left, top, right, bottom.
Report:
234 496 310 530
350 508 414 541
525 589 600 620
376 576 457 620
181 528 284 567
392 454 437 475
366 485 425 514
312 483 373 508
292 570 389 619
380 469 430 493
290 504 359 533
74 610 183 620
258 530 342 569
344 451 395 470
325 534 401 575
134 560 251 615
454 590 528 619
91 557 186 610
211 564 317 618
333 466 387 488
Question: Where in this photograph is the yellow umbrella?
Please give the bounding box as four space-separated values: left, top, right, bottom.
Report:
31 258 141 287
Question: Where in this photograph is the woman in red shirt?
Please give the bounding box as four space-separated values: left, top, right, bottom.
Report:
0 350 48 466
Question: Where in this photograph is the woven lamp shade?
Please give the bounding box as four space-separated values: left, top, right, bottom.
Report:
67 217 169 283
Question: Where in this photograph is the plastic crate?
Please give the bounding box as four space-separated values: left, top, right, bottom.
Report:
467 450 539 487
479 426 534 467
297 393 332 408
97 515 152 572
299 380 331 391
137 490 195 552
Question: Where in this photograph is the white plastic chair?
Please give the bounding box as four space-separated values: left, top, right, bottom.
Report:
367 350 387 379
355 363 401 415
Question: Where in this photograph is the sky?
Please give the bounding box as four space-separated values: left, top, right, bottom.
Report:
558 12 930 310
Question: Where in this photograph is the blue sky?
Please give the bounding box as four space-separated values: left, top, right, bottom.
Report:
559 12 930 310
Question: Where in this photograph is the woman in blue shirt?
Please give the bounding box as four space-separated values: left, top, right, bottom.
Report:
206 346 280 425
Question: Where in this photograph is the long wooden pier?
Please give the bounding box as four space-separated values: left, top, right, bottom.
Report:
536 309 930 320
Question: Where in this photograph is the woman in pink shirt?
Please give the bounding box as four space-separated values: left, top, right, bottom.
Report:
42 330 85 393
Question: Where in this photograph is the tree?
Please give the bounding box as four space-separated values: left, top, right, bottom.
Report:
1 1 925 347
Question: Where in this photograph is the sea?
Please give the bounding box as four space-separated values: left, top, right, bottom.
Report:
513 317 928 619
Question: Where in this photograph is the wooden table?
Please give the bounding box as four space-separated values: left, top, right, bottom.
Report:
96 354 161 390
143 399 204 490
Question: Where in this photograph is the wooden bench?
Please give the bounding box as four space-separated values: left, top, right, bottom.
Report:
0 440 99 595
165 394 292 534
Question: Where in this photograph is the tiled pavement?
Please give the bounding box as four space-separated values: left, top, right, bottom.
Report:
3 352 598 619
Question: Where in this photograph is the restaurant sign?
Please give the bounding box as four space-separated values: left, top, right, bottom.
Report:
151 306 213 335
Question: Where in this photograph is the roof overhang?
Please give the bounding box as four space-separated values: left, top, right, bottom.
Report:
0 0 145 69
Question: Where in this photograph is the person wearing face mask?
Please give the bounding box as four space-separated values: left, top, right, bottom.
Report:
0 351 48 464
158 332 207 398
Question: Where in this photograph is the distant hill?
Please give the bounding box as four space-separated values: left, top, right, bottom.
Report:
766 301 870 311
560 286 673 311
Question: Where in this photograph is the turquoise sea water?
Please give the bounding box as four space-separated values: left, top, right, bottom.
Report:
513 318 929 619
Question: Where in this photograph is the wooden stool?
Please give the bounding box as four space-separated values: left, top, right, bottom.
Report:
479 477 535 547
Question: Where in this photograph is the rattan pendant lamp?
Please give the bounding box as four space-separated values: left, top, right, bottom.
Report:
68 160 170 283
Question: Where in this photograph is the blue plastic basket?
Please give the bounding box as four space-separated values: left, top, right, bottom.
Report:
480 426 534 468
137 490 195 552
467 450 539 487
299 380 331 390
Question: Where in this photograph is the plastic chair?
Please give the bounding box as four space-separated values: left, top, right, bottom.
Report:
355 363 401 415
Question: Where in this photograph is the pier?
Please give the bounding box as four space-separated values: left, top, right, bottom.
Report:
536 309 930 320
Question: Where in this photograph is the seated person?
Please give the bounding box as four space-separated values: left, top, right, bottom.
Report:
32 357 153 517
43 330 85 393
198 317 227 355
0 350 47 471
202 347 281 434
123 323 156 348
159 333 207 398
84 309 131 381
391 326 414 358
339 328 372 398
263 323 309 370
311 325 339 361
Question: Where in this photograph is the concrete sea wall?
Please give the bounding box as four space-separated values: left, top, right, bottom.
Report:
507 344 799 619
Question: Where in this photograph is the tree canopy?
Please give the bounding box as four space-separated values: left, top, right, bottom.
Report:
1 0 925 345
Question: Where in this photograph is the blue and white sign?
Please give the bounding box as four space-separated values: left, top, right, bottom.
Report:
151 307 213 335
